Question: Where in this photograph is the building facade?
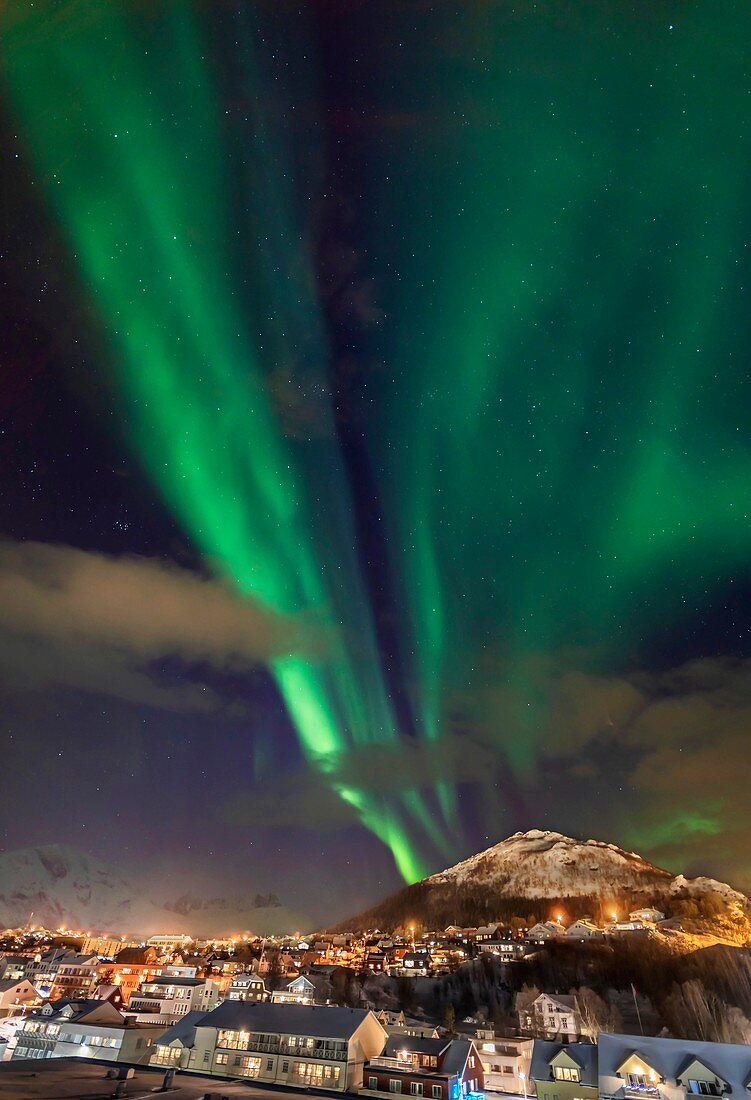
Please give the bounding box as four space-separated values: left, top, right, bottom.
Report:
363 1035 484 1100
153 1001 387 1092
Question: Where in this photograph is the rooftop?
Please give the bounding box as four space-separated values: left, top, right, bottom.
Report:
0 1057 262 1098
199 1000 375 1039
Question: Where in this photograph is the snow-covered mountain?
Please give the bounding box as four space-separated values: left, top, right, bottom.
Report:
337 829 750 931
0 845 310 936
426 829 673 896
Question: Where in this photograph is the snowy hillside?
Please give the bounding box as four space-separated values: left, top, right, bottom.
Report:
0 844 310 936
426 829 673 897
337 829 750 932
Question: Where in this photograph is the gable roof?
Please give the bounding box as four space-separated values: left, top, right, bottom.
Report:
441 1039 477 1076
153 1010 205 1049
537 993 577 1011
600 1033 751 1098
677 1057 729 1088
198 1001 376 1040
614 1050 661 1076
530 1041 597 1087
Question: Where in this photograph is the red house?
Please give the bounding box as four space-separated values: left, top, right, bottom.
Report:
364 1036 484 1100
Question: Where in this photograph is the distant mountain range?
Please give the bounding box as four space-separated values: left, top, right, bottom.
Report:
334 829 751 933
0 845 311 937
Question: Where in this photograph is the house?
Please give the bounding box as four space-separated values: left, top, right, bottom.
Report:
519 994 589 1042
598 1032 751 1100
0 979 39 1018
364 951 390 974
0 955 30 981
271 975 316 1004
110 946 163 1003
530 1041 598 1100
363 1035 484 1099
225 972 268 1002
24 948 72 998
127 975 220 1023
607 920 650 936
565 919 602 941
475 925 502 942
183 1001 387 1090
481 939 528 963
11 998 165 1063
399 953 432 977
629 908 665 924
49 952 100 1000
474 1029 532 1094
527 922 563 943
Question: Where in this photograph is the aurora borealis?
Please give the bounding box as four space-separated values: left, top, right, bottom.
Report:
1 1 751 921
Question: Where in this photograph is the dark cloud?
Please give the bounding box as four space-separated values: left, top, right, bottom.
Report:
0 539 306 712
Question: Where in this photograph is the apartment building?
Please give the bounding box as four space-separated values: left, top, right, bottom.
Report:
127 975 220 1024
474 1030 533 1094
154 1001 387 1091
11 998 165 1064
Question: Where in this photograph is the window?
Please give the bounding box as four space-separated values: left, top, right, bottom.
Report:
626 1073 660 1091
283 1062 290 1073
203 1051 210 1063
390 1080 403 1093
293 1063 341 1085
503 1066 514 1074
267 1059 274 1071
369 1077 378 1090
688 1083 720 1096
432 1087 442 1099
216 1053 229 1065
469 1057 475 1069
240 1056 262 1077
411 1084 424 1096
554 1067 580 1082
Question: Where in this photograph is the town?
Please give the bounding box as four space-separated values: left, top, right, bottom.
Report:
1 904 748 1097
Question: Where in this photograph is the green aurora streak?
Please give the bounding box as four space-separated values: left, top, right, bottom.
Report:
0 1 453 882
3 1 751 870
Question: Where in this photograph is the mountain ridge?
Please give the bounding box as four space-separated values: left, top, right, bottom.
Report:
333 829 751 933
0 843 310 936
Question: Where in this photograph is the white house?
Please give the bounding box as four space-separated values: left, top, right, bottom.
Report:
12 998 164 1063
629 908 665 924
519 993 589 1042
157 1001 387 1091
598 1032 751 1100
527 922 563 942
565 918 602 940
475 1029 533 1094
271 975 315 1004
127 975 220 1024
0 979 39 1018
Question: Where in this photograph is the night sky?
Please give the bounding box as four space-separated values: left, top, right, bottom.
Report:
1 1 751 927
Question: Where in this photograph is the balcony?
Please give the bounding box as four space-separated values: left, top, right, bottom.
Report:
369 1056 417 1071
624 1085 661 1098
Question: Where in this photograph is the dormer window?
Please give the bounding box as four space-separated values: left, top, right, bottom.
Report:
688 1083 720 1096
554 1067 580 1082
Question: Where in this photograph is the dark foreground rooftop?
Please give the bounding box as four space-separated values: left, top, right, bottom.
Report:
0 1056 295 1098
